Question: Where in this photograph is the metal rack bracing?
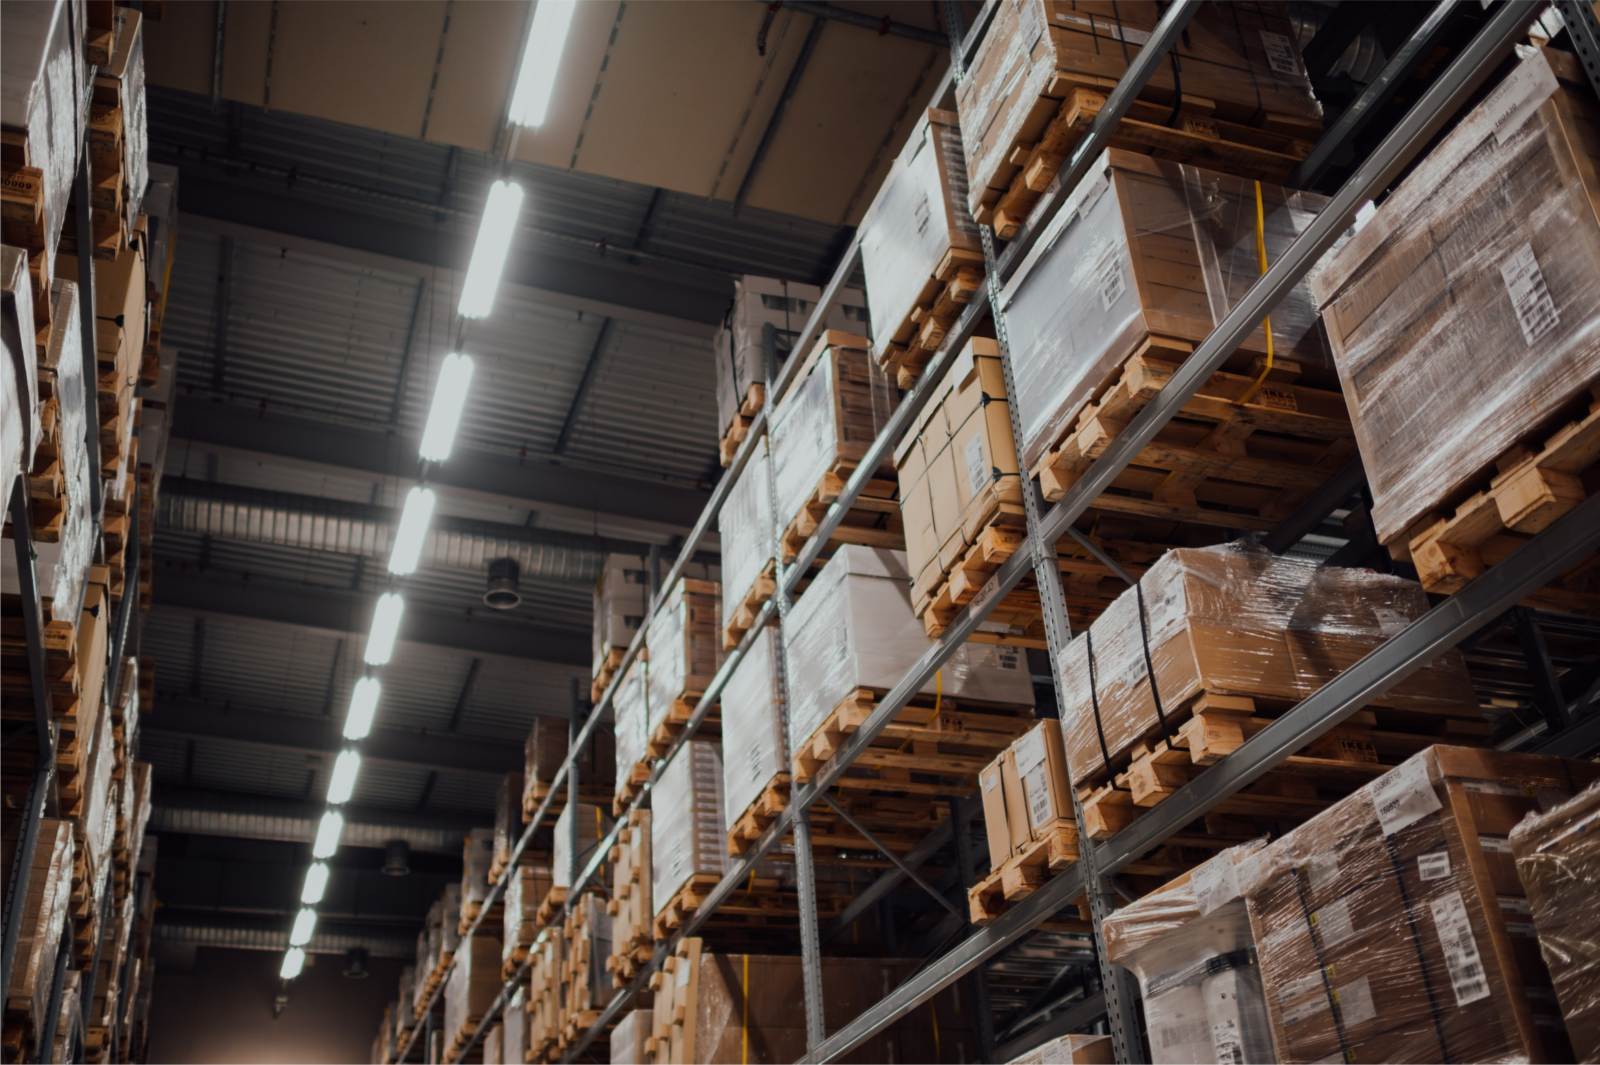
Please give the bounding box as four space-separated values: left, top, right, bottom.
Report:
395 2 1600 1062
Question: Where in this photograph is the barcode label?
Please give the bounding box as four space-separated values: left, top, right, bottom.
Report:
1191 854 1239 917
1431 891 1492 1006
1501 243 1560 345
1096 249 1126 311
1212 1018 1243 1065
1314 896 1356 948
1478 834 1513 854
1373 608 1410 636
1259 31 1302 77
996 647 1020 670
1419 850 1452 881
1336 976 1376 1027
965 434 988 497
1024 766 1054 829
1371 757 1440 835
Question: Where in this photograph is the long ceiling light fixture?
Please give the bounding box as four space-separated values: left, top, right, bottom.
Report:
419 353 476 462
388 487 437 575
508 0 578 129
458 183 523 320
363 593 406 666
343 677 382 741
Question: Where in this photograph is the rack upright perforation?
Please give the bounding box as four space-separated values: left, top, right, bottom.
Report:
397 3 1600 1063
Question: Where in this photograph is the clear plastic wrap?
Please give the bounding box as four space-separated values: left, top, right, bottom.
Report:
1058 542 1481 786
553 802 613 889
783 545 1034 754
611 1008 650 1065
858 108 981 362
1103 841 1272 1064
718 434 774 630
0 0 87 288
1001 149 1330 469
957 1 1321 217
645 577 724 739
712 275 869 436
1235 746 1599 1063
502 987 529 1065
493 772 523 875
652 740 728 912
563 893 616 1023
1307 47 1600 547
502 862 552 965
397 967 417 1032
83 701 116 876
2 247 40 483
443 934 502 1043
461 827 495 916
594 553 649 676
413 911 437 1016
1004 1033 1113 1064
769 332 895 540
3 818 72 1054
613 657 649 791
440 883 463 957
719 623 787 832
105 8 147 225
1510 778 1600 1062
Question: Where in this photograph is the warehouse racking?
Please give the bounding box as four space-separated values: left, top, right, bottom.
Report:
391 2 1600 1062
3 116 151 1065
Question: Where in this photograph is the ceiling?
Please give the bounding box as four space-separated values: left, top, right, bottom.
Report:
142 0 950 225
141 0 950 955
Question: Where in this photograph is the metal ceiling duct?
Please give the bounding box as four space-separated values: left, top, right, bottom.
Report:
148 804 464 855
152 923 414 959
158 478 606 583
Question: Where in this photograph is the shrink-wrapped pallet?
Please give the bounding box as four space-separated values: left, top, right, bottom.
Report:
396 967 417 1033
644 576 723 739
768 332 897 559
717 434 774 638
502 862 552 967
1 248 40 506
440 882 463 958
613 657 650 805
493 771 522 875
712 275 868 449
783 545 1033 756
96 7 148 236
611 1008 650 1065
1058 543 1481 789
523 716 568 814
858 108 983 383
553 802 613 889
562 894 615 1028
1102 842 1272 1064
1001 149 1329 473
1510 779 1600 1061
460 827 494 926
1307 47 1600 554
1 818 73 1056
502 987 529 1065
719 624 786 835
1236 746 1597 1063
594 553 649 680
0 0 88 288
958 1 1320 224
651 740 727 915
443 935 502 1047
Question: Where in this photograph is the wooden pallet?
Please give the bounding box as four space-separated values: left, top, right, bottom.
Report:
778 464 903 564
791 687 1036 788
982 89 1315 241
876 247 986 388
605 809 653 987
1400 391 1600 611
443 1019 486 1064
589 647 627 705
412 952 454 1020
725 775 791 856
612 761 650 818
651 873 848 940
1033 337 1357 533
717 382 765 467
533 885 569 931
501 943 530 981
1075 692 1489 841
721 560 776 650
967 824 1082 925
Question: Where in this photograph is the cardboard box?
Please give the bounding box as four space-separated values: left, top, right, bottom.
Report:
553 802 613 890
719 624 787 834
613 657 650 804
999 748 1033 855
978 755 1014 869
645 577 725 738
1307 48 1600 547
999 149 1329 471
651 741 727 915
717 434 773 632
442 935 503 1043
957 1 1321 219
1009 720 1074 839
460 827 494 913
593 553 649 675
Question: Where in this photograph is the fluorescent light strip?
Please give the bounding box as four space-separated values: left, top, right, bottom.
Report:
313 811 344 859
388 487 436 575
419 353 476 462
509 0 578 129
301 863 329 905
458 183 523 320
364 593 405 666
280 947 306 980
327 750 361 805
289 907 317 947
343 677 382 740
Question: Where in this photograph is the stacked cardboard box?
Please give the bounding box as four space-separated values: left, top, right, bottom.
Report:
613 657 651 814
502 987 529 1065
553 801 613 893
717 434 775 648
972 720 1078 916
560 894 615 1040
0 818 73 1061
712 276 868 464
958 1 1321 235
459 827 496 932
607 809 653 988
1306 47 1600 602
522 717 568 817
644 576 724 750
718 623 787 854
503 861 553 974
1510 779 1600 1060
651 740 728 928
768 332 899 563
443 935 503 1058
593 554 649 700
858 108 984 386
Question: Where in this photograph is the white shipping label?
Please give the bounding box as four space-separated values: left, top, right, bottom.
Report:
1418 850 1453 881
1314 896 1356 948
1259 31 1302 77
1305 851 1341 894
1054 12 1151 46
1498 896 1532 917
1484 53 1560 145
996 646 1020 671
1336 976 1377 1027
1506 921 1538 938
1211 1018 1244 1065
1191 854 1240 917
1371 757 1441 835
1431 890 1492 1006
1014 726 1048 775
1095 249 1126 311
981 768 1000 794
1500 242 1560 346
1282 993 1330 1027
1024 765 1055 829
965 434 988 498
1373 607 1410 636
1479 835 1513 854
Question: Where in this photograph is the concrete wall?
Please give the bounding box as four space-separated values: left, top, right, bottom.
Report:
148 945 404 1064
